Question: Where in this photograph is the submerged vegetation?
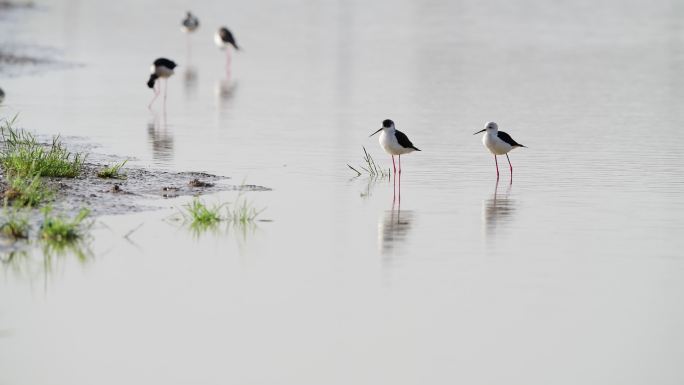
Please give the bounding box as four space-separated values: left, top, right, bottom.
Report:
0 205 94 279
184 199 224 226
347 147 390 178
179 193 265 234
97 159 127 179
1 239 93 284
227 197 264 224
0 207 29 239
0 118 85 178
39 207 91 242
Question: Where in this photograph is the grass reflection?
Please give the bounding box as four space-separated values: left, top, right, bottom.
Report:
1 237 93 285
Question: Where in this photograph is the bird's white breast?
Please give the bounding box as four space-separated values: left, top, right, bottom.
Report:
152 65 174 78
214 33 228 49
483 132 512 155
379 130 414 156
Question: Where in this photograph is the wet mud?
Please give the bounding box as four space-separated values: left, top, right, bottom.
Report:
1 162 270 217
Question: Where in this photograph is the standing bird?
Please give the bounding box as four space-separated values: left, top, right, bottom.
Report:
370 119 421 175
214 27 239 76
215 27 239 50
473 122 526 179
181 12 199 66
181 11 199 33
147 58 177 109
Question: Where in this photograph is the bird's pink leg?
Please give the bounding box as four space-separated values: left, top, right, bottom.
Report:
391 155 396 174
494 155 500 179
398 156 401 204
226 48 232 78
164 78 168 103
506 154 513 183
392 175 397 207
186 34 192 62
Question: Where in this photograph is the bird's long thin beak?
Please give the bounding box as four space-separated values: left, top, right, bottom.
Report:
369 128 382 137
473 129 486 135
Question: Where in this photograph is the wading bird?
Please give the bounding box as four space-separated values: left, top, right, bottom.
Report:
147 58 177 109
181 11 199 33
370 119 421 175
473 121 526 179
214 27 239 76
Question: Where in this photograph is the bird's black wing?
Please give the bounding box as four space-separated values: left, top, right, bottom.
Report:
154 58 177 69
220 28 239 50
498 131 525 147
395 130 421 151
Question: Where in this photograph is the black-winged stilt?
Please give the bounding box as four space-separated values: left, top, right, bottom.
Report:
369 119 421 175
181 11 199 33
214 27 239 76
147 58 177 109
181 12 199 61
473 122 526 179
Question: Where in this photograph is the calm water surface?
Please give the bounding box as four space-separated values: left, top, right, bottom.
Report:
2 0 684 384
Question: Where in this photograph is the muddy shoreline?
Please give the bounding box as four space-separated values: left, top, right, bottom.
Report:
1 159 271 217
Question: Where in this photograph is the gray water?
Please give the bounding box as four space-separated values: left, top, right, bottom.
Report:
2 0 684 384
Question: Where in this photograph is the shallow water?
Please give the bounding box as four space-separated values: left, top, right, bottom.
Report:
2 0 684 384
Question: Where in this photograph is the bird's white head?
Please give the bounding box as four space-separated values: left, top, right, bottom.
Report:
473 121 498 135
370 119 395 137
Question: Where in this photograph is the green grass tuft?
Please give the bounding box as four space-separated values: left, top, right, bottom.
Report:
180 194 264 233
97 159 128 178
184 198 224 226
0 207 29 239
0 118 85 178
39 207 91 242
3 173 53 207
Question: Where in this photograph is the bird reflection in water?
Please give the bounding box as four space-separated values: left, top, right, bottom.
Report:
214 79 238 107
183 65 198 98
483 179 516 237
147 112 174 163
378 207 414 256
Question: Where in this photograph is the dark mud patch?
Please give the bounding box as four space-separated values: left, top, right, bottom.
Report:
0 47 78 77
0 1 34 10
0 51 48 66
188 178 215 188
